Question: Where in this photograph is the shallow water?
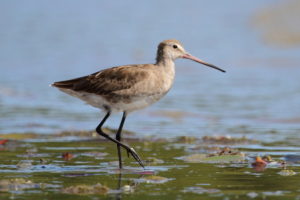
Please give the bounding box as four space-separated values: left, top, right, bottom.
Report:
1 0 300 199
1 0 299 139
0 133 300 199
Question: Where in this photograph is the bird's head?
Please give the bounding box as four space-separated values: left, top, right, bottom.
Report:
156 39 225 73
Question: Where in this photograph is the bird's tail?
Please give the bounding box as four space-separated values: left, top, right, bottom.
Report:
51 76 86 89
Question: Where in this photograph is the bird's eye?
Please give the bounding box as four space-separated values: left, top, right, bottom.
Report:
173 45 178 49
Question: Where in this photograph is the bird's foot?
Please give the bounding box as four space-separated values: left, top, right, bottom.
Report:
126 147 144 168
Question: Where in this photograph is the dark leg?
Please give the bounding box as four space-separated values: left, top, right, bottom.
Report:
96 112 144 168
116 112 127 169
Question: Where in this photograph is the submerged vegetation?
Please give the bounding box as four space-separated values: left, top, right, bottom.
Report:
0 130 299 199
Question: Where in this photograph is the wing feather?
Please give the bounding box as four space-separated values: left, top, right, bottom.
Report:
52 65 150 96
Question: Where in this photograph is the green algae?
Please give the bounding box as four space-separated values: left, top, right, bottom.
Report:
62 183 109 195
278 169 297 176
141 175 170 184
0 131 299 199
181 153 245 163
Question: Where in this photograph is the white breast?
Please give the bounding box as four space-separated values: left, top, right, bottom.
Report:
58 88 167 113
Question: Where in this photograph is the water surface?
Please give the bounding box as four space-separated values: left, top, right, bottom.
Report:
0 0 300 199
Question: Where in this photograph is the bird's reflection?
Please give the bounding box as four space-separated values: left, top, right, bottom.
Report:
115 173 122 200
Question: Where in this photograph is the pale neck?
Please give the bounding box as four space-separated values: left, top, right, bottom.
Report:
155 57 174 67
155 58 176 80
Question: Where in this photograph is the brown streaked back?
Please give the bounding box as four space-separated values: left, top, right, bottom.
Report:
52 65 151 96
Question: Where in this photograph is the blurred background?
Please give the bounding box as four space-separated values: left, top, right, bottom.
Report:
0 0 300 143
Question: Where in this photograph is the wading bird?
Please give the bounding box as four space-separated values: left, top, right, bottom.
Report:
52 39 225 169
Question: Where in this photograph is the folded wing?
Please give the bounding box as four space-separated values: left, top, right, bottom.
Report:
52 65 150 96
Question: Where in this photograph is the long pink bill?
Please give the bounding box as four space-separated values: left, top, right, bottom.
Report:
182 54 226 73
